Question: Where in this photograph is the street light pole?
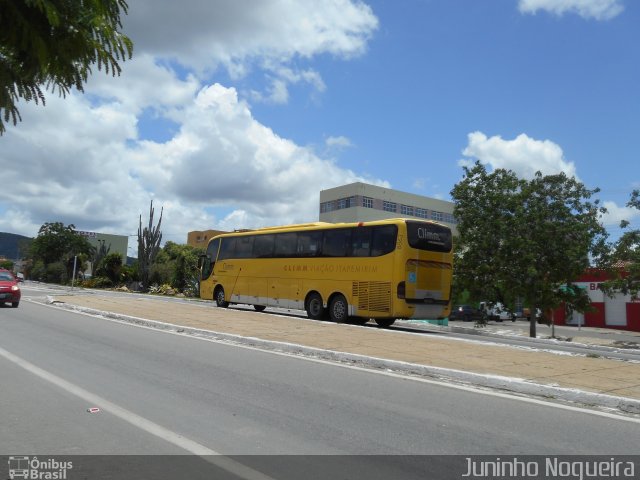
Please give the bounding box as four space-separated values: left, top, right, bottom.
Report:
71 255 77 290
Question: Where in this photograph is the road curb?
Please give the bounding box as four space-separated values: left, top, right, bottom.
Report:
44 297 640 416
410 322 640 357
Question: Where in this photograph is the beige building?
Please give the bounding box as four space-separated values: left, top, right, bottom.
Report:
77 231 129 264
187 230 227 250
319 182 457 233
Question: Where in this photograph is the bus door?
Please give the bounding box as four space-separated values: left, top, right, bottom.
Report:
200 237 220 300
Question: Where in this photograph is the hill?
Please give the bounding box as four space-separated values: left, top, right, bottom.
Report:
0 232 31 260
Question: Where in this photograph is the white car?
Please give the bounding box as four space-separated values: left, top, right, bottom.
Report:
479 301 516 322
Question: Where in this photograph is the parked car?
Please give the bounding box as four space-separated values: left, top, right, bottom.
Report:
449 305 484 322
479 301 516 322
0 269 21 308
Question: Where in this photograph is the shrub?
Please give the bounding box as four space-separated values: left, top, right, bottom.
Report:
45 262 67 283
82 277 113 288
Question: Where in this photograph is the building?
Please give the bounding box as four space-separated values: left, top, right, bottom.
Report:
187 230 227 250
77 231 128 264
319 182 457 233
552 270 640 332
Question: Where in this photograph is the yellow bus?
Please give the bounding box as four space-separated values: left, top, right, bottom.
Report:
199 218 452 327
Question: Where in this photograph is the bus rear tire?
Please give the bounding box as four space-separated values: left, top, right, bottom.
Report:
306 293 325 320
329 294 348 323
215 287 229 308
374 318 395 328
253 305 266 312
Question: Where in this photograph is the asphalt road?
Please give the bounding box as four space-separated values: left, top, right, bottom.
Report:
2 296 640 478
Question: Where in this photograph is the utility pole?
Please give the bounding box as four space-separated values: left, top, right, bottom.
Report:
71 255 78 290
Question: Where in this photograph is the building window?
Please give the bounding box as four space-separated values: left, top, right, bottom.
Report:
401 205 414 216
337 196 355 210
415 208 428 219
383 201 397 213
362 197 373 208
443 213 458 224
320 202 335 213
431 211 444 222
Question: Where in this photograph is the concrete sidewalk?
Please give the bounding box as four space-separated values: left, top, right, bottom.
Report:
45 293 640 414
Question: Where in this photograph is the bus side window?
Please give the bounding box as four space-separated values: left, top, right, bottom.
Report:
322 229 351 257
218 237 237 260
254 234 275 258
351 227 372 257
274 233 297 257
371 225 397 256
235 236 254 258
297 231 322 257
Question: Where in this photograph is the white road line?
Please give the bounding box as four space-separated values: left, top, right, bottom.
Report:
0 346 275 480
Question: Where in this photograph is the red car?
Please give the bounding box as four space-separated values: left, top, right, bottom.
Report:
0 269 21 308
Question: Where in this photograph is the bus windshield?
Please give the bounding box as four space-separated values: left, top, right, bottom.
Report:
406 220 452 253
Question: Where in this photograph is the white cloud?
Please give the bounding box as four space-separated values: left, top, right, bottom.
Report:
249 78 290 105
518 0 624 20
0 94 145 236
0 83 385 238
122 0 377 105
460 131 578 180
86 54 201 117
325 136 354 149
132 84 384 227
123 0 378 72
0 0 380 239
600 200 640 227
248 66 328 105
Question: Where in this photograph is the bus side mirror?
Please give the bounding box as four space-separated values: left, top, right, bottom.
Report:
198 254 209 268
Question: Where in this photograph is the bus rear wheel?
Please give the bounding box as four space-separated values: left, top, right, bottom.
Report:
253 305 266 312
306 293 325 320
215 287 229 308
374 318 395 328
329 294 348 323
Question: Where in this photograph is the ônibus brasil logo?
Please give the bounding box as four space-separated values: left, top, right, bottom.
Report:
8 456 73 479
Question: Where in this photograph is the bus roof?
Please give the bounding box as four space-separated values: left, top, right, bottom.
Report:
212 218 448 239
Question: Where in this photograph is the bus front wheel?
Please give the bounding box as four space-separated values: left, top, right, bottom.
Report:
306 293 325 320
253 305 266 312
215 287 229 308
329 294 348 323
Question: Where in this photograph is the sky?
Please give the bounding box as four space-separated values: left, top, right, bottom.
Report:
1 0 638 254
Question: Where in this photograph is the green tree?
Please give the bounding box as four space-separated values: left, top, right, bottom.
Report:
601 190 640 299
0 0 133 134
92 239 111 276
451 162 608 337
30 222 93 269
146 241 203 294
164 241 203 292
95 252 123 284
0 259 13 270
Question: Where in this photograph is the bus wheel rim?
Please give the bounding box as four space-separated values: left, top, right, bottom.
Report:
309 299 321 316
333 300 346 320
